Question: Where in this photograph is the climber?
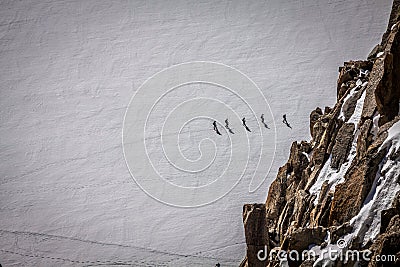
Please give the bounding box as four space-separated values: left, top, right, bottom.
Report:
282 114 292 129
261 113 269 129
242 117 251 132
225 118 229 128
216 263 221 267
225 118 235 134
282 114 288 124
213 120 222 135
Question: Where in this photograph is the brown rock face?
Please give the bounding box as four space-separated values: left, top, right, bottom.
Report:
368 194 400 267
329 147 386 226
361 55 386 120
375 23 400 125
381 0 400 47
281 227 327 252
330 222 353 244
330 123 355 170
242 204 269 267
356 119 373 161
380 192 400 234
241 1 400 266
265 141 311 234
310 107 323 138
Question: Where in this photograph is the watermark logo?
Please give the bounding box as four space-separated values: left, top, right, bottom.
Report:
122 61 276 207
336 238 347 249
257 238 398 264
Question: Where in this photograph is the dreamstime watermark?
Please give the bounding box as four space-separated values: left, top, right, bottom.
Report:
122 61 276 207
257 239 398 264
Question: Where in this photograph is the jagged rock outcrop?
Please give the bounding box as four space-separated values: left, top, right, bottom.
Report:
281 227 327 252
337 61 373 100
330 123 355 170
368 193 400 267
329 117 399 226
241 1 400 266
242 204 269 267
375 25 400 125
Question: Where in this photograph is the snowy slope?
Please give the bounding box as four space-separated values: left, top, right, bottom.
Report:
0 0 394 266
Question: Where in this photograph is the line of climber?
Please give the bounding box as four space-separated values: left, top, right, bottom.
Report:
213 114 291 135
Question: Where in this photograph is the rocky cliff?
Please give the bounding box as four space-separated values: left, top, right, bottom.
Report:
241 1 400 266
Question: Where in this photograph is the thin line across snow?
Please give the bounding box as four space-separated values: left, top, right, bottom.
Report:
0 229 241 263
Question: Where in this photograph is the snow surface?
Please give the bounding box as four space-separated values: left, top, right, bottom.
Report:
381 120 400 155
371 112 381 138
0 0 394 266
348 90 367 125
338 81 367 121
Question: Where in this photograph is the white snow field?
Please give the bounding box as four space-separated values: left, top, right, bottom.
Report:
0 0 394 266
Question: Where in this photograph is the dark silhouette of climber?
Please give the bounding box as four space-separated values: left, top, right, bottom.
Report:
213 121 222 135
261 113 269 129
225 118 235 134
242 117 251 132
282 114 292 129
216 263 221 267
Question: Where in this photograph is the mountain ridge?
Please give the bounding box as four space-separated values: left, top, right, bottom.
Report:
241 1 400 266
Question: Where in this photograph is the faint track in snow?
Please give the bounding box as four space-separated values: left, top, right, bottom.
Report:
0 229 241 263
0 248 165 267
1 248 90 265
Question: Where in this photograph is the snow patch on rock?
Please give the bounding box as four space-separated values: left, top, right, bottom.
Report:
311 90 366 205
349 121 400 245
